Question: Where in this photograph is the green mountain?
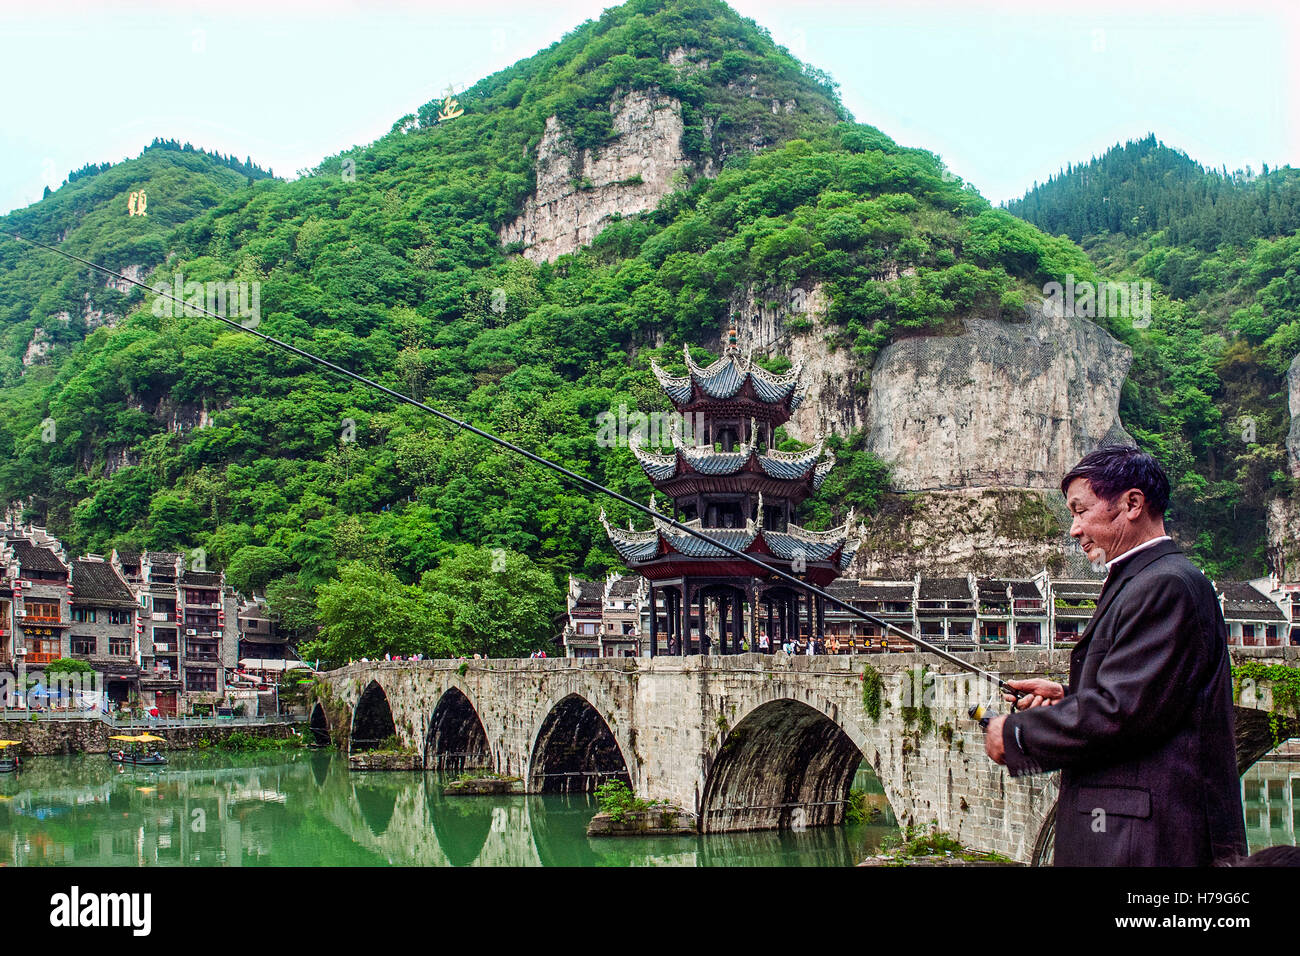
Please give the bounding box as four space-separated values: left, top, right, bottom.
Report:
1007 134 1300 578
0 140 274 381
2 0 1244 659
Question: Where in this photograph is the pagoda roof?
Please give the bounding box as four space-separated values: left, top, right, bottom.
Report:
631 435 833 490
600 504 862 576
651 344 806 411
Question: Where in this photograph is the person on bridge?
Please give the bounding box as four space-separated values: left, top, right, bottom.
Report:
983 445 1247 866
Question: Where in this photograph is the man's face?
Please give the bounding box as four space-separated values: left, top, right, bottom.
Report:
1065 477 1125 567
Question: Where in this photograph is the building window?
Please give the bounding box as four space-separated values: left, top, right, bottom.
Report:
24 601 59 621
72 608 97 623
185 669 217 692
71 636 96 655
109 637 132 657
108 609 130 625
1016 622 1042 645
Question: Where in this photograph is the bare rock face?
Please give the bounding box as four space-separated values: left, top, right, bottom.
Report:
1265 353 1300 580
866 302 1133 491
1288 353 1300 478
22 328 52 367
104 264 147 295
729 281 868 440
851 487 1102 580
499 90 702 263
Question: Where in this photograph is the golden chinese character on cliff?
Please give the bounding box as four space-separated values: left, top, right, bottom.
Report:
436 86 464 123
127 190 148 216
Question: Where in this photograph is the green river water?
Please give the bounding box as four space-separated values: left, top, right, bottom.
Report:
1 751 1293 866
0 752 900 866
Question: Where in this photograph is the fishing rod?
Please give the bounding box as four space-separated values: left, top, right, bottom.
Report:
9 232 1028 707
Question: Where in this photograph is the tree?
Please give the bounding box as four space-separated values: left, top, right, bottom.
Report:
225 545 290 595
421 545 562 658
306 561 448 665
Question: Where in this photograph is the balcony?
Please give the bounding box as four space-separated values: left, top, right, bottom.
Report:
26 652 61 665
21 614 63 625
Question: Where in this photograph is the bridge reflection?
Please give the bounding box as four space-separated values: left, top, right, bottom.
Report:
0 751 905 866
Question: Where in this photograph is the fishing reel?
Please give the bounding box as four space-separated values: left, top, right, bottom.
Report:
968 685 1020 729
968 702 997 729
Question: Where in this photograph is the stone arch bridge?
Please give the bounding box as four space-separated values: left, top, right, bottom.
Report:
310 649 1296 864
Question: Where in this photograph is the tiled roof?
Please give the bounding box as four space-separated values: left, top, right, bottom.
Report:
633 440 828 484
181 570 222 587
828 581 914 602
1052 581 1103 598
71 559 136 605
607 575 643 599
650 344 805 408
977 579 1041 599
1217 581 1287 621
572 579 603 608
9 539 66 573
918 577 972 600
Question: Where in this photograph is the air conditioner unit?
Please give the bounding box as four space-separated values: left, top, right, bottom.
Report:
212 629 223 638
185 628 197 636
22 581 32 589
14 647 26 656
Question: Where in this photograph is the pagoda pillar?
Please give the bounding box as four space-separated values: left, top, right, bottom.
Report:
805 590 815 649
649 585 658 658
733 589 744 654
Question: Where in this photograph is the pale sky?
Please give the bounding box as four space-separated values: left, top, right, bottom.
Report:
1 0 1295 216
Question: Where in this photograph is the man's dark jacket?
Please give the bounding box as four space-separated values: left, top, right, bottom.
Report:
1003 539 1247 866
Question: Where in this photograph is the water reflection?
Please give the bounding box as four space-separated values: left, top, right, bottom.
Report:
1242 755 1299 852
1 752 900 867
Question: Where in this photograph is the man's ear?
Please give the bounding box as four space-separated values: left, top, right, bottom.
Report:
1122 488 1147 521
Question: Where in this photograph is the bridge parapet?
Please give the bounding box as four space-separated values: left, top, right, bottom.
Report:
310 648 1294 863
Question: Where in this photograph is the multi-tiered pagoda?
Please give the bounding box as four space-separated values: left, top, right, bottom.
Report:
601 331 862 656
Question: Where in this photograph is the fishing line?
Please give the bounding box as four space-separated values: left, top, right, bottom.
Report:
9 232 1025 698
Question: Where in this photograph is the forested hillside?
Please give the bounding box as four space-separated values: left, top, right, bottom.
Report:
3 0 1278 662
1007 135 1299 577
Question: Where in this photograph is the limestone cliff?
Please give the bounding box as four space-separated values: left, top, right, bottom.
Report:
1288 353 1300 478
721 291 1134 576
729 281 867 439
1266 353 1300 580
499 90 703 263
852 487 1102 579
865 302 1132 491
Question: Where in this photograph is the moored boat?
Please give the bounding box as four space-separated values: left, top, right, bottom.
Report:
0 740 22 773
107 733 168 766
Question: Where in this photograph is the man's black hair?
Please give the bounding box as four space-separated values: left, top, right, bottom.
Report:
1060 445 1171 516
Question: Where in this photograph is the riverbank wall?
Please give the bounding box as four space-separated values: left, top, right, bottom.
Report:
0 718 302 755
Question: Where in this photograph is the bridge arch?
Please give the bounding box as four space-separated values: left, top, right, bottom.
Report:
425 685 493 773
700 694 888 833
528 692 632 794
308 702 331 747
350 679 398 754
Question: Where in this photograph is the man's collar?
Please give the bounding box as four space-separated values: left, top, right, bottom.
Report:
1105 534 1172 573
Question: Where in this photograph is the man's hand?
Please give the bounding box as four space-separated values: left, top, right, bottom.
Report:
984 715 1007 764
1003 678 1065 711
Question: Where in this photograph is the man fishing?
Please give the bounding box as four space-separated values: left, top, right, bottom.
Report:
983 445 1247 866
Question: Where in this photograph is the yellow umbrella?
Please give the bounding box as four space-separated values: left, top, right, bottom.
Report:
0 740 21 748
135 734 166 743
109 735 141 742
